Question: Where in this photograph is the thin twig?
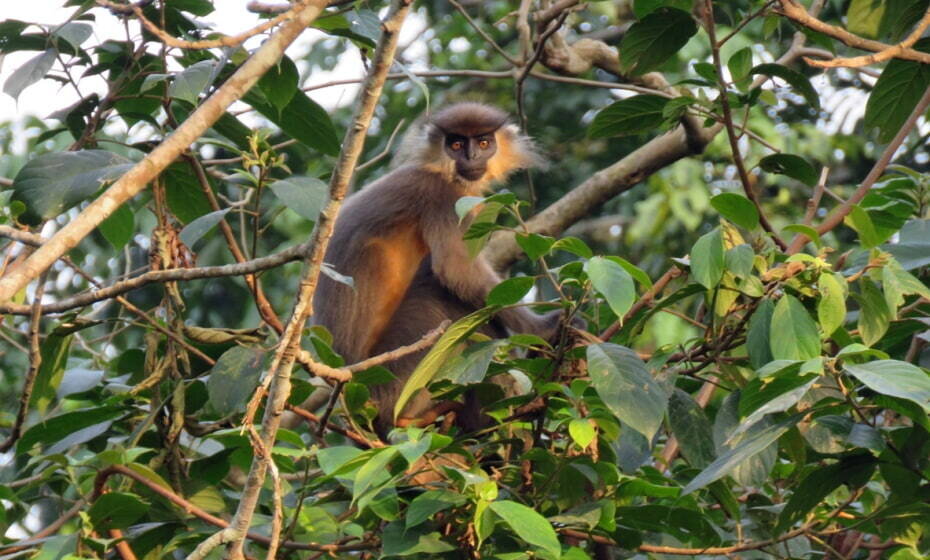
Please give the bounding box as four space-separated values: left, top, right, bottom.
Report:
448 0 518 65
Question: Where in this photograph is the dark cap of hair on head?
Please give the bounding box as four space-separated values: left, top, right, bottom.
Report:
429 103 510 137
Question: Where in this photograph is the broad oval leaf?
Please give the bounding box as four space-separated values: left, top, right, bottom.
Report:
845 360 930 413
168 60 216 105
244 89 340 155
586 256 635 319
3 48 56 101
620 8 697 76
258 56 299 114
817 271 846 336
589 95 669 138
710 193 759 230
770 295 821 360
864 39 930 143
407 490 467 529
179 208 230 247
17 405 122 452
750 63 821 110
667 389 716 469
487 276 536 306
758 154 818 187
87 492 148 531
515 232 555 260
489 500 561 558
587 343 667 440
11 150 133 225
690 227 725 290
207 346 265 414
98 204 135 250
270 176 328 222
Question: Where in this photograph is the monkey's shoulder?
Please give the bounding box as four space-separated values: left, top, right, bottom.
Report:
361 165 457 200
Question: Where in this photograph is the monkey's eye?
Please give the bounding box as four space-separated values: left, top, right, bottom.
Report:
478 139 490 149
450 141 464 151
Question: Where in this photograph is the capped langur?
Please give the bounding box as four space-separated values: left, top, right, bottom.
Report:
313 103 563 432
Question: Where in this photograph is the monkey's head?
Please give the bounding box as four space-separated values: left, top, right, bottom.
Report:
395 103 542 190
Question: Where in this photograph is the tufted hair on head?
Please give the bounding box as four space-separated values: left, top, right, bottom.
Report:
428 102 510 137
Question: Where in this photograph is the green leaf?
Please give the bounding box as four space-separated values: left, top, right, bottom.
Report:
690 227 725 289
818 271 847 336
17 405 122 452
775 453 877 533
207 346 265 414
619 8 697 76
710 193 758 230
770 295 821 360
244 89 340 155
682 417 796 494
29 333 73 411
569 418 596 448
845 205 883 248
168 60 215 105
667 389 716 468
395 308 495 420
11 150 133 225
381 522 456 556
52 22 93 49
87 492 148 531
856 279 891 346
487 276 536 306
353 447 397 501
258 56 299 114
162 163 214 224
782 224 822 248
747 299 775 369
98 203 135 250
437 341 503 385
551 236 594 259
727 47 753 91
758 154 818 187
864 39 930 143
179 208 229 248
407 490 467 529
515 233 555 260
489 500 561 558
3 48 56 101
882 260 930 312
586 256 636 319
464 201 505 257
725 244 754 278
344 382 370 412
587 343 667 440
270 176 328 222
750 63 821 110
589 95 670 138
845 360 930 413
847 0 889 38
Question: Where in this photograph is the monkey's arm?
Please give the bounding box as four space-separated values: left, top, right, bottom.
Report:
424 211 562 339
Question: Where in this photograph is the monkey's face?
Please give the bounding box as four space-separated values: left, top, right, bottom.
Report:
444 131 498 181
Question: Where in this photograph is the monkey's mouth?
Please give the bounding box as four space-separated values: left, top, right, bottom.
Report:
457 165 486 181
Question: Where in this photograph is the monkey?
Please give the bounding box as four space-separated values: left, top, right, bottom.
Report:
313 102 564 434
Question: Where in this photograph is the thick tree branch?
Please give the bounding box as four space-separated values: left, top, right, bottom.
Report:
0 0 330 303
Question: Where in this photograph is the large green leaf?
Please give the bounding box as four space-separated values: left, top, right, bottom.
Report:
394 308 495 420
17 405 122 452
586 256 635 319
269 176 328 222
244 89 340 155
489 500 561 558
207 346 265 414
845 360 930 413
3 48 56 101
667 389 716 468
775 453 877 533
864 39 930 142
11 150 133 225
587 343 667 440
619 8 697 75
407 490 467 529
818 271 847 336
710 193 758 230
856 279 892 346
168 60 215 105
690 227 725 290
87 492 149 531
770 295 820 360
588 95 669 138
683 417 796 494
